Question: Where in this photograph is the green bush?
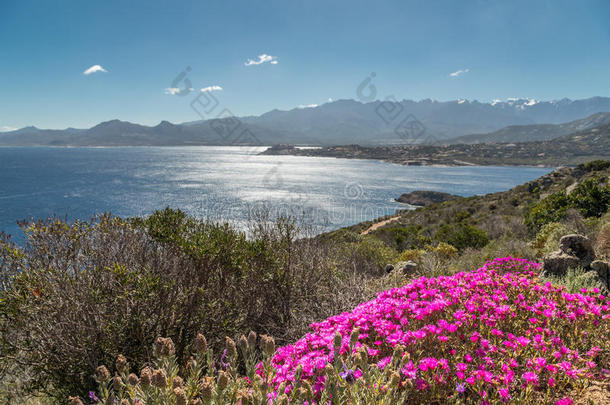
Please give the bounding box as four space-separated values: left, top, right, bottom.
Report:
435 222 489 251
525 176 610 231
525 191 571 231
578 159 610 172
569 175 610 218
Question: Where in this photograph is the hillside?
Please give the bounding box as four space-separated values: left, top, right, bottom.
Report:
452 111 610 144
3 97 610 146
261 123 610 166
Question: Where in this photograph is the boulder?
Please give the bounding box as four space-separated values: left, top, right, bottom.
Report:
591 260 610 287
542 251 581 277
396 260 418 273
384 264 395 274
559 234 595 267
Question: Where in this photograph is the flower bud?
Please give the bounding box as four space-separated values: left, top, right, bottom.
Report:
115 354 128 374
193 333 208 354
174 387 187 405
217 370 229 392
155 337 175 357
140 367 152 386
95 365 111 381
172 376 184 389
261 335 275 356
127 373 139 386
112 376 123 391
200 380 213 402
247 330 257 348
225 337 237 358
151 368 167 388
238 334 249 353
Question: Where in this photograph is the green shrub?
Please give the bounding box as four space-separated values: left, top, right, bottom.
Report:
435 222 489 251
525 191 571 231
578 159 610 172
569 175 610 218
525 176 610 231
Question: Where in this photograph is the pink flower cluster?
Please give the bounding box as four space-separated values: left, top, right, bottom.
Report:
267 257 610 402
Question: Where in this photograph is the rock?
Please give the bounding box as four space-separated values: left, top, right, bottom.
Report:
559 234 595 267
591 260 610 287
385 264 395 274
542 251 581 277
395 190 462 207
396 260 418 273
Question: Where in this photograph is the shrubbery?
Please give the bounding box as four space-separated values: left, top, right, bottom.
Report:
436 222 490 251
526 176 610 231
0 210 388 400
77 258 610 405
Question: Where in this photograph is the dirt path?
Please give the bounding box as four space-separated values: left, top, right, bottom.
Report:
360 216 401 235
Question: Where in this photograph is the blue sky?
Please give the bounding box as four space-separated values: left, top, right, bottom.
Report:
1 0 609 130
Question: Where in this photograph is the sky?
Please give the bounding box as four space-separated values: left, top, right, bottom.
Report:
1 0 610 130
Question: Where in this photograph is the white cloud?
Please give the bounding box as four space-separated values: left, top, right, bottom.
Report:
449 68 469 77
328 98 333 102
83 65 108 75
297 104 318 109
244 54 278 66
0 126 17 132
164 87 197 95
200 85 223 92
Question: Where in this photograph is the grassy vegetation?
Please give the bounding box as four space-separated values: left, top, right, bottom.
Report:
0 160 608 404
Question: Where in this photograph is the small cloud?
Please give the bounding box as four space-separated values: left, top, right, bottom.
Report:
0 126 17 132
245 54 278 66
449 68 469 77
328 98 333 102
83 65 108 75
297 104 318 109
200 85 223 92
164 87 196 95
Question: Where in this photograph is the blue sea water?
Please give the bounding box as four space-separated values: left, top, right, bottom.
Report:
0 146 551 241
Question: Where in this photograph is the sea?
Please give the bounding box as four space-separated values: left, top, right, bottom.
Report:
0 146 552 242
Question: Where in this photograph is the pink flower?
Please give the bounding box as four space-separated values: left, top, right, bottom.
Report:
522 371 539 385
499 388 510 400
556 398 573 405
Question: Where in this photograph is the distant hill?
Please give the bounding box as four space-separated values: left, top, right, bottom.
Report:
261 123 610 167
451 111 610 144
3 97 610 146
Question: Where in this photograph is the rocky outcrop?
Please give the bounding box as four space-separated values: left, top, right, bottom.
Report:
542 251 582 277
558 234 595 267
543 234 610 290
395 191 462 207
543 234 595 277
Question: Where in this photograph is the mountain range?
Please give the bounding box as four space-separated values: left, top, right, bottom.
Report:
2 96 610 146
